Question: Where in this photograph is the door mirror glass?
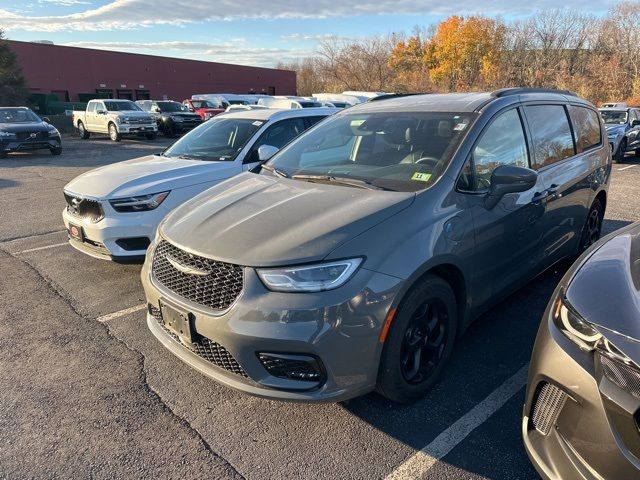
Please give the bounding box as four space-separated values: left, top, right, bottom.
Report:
632 119 640 127
257 144 279 162
484 165 537 210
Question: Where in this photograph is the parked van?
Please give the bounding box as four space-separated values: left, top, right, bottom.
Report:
142 88 610 403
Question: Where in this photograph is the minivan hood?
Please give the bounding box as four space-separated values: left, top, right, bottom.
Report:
64 155 238 199
567 223 640 342
159 172 415 267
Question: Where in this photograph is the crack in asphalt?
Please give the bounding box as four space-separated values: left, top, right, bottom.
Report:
0 229 66 243
0 244 246 480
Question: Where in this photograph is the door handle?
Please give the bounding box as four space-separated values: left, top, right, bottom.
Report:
546 184 560 201
532 190 549 204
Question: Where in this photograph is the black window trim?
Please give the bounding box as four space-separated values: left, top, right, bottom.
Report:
242 117 306 164
567 103 603 155
455 105 532 195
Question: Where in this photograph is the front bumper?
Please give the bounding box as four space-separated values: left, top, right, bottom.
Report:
117 124 157 135
141 242 404 402
62 205 164 260
1 135 61 153
522 299 640 479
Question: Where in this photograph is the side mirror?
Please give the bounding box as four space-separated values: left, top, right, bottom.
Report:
484 165 537 210
632 119 640 127
257 145 279 162
42 116 51 124
154 107 161 113
97 110 106 115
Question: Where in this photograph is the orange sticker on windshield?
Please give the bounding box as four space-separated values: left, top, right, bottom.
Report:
411 172 432 182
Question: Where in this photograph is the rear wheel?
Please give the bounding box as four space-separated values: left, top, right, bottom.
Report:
616 139 627 163
108 123 121 142
78 121 90 139
578 199 604 253
377 274 457 403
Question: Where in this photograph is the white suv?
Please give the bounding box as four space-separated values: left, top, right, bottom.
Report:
62 108 335 261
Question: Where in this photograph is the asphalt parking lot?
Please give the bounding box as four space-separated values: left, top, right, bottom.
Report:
1 135 638 479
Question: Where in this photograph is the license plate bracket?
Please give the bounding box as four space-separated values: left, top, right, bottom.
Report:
160 301 193 344
68 223 84 242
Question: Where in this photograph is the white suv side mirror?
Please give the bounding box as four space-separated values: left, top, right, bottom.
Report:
257 145 279 162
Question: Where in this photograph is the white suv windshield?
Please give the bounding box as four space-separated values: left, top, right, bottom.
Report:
267 111 476 192
163 117 265 161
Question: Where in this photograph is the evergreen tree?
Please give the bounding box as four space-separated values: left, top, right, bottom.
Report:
0 29 28 106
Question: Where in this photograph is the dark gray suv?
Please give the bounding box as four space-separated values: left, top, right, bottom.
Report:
141 88 611 403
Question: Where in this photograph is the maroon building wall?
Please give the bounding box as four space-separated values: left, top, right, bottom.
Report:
8 40 297 101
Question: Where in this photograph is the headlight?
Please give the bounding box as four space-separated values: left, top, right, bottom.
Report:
47 125 59 136
553 297 602 351
171 116 184 122
109 191 170 213
115 116 124 125
256 258 363 292
0 131 16 138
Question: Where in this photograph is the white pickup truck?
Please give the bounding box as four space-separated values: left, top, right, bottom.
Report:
72 99 158 142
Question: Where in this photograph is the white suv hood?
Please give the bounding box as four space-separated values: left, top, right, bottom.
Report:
64 155 239 199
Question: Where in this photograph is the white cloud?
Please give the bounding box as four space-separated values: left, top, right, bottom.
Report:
37 0 91 6
0 0 616 32
61 40 316 66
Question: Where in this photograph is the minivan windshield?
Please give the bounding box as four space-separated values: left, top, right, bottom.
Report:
0 108 41 123
104 101 141 111
162 117 265 161
267 111 476 192
600 110 628 124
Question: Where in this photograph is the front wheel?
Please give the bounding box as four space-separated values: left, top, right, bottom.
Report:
109 123 121 142
50 146 62 156
578 199 604 253
145 132 157 140
616 139 627 163
376 274 457 403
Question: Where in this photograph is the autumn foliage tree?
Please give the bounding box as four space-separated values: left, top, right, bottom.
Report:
0 29 28 105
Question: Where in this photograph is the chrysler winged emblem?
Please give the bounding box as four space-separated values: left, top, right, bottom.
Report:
166 255 210 276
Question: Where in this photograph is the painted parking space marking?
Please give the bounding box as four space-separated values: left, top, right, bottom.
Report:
617 165 637 171
97 304 146 323
14 242 69 255
385 364 529 480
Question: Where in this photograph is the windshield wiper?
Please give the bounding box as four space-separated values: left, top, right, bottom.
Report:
291 174 384 190
260 164 290 178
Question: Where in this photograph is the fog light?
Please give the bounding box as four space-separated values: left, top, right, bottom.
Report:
257 353 325 383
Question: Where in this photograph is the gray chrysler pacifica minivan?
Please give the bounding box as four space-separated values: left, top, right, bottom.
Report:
142 89 611 403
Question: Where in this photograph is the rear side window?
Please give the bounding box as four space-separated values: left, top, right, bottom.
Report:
525 105 575 168
568 106 602 153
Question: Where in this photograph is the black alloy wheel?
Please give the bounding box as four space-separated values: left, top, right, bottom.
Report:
377 274 457 403
579 199 603 253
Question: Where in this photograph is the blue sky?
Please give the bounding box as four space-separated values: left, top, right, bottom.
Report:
0 0 617 67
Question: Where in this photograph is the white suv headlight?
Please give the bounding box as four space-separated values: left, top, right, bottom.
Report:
109 191 170 212
256 258 363 292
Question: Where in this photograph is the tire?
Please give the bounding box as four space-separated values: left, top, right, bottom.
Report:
635 148 640 158
376 274 458 403
616 139 626 163
78 121 90 139
0 151 6 159
108 123 121 142
50 146 62 156
145 132 157 140
578 199 604 254
163 123 175 138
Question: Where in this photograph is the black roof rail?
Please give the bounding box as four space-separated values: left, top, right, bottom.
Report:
491 87 578 98
368 93 429 102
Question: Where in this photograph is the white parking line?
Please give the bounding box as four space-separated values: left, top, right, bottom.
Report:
97 304 146 323
385 364 529 480
617 165 637 171
14 242 68 255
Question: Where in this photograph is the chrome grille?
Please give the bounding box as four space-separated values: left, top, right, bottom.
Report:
601 354 640 398
64 193 104 222
152 240 244 311
531 382 568 435
149 305 248 377
126 117 153 125
16 131 48 141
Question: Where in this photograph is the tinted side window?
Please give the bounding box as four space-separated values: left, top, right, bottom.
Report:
304 116 326 129
568 106 602 153
245 118 306 163
460 108 529 191
525 105 575 168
